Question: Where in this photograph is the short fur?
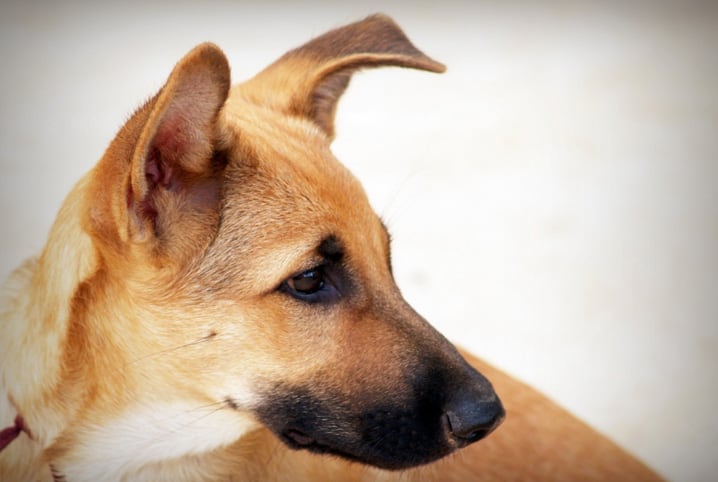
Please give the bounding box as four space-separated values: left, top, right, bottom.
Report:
1 14 663 482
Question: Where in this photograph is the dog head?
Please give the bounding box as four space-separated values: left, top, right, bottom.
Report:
77 14 503 470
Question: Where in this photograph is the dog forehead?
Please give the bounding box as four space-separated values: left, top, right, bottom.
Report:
196 100 388 290
220 101 370 221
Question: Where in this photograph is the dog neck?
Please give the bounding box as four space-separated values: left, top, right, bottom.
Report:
0 174 98 449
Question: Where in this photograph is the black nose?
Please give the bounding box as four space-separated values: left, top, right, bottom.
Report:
444 394 505 445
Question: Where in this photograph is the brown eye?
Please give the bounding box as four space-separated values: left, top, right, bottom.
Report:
281 265 340 304
288 268 325 295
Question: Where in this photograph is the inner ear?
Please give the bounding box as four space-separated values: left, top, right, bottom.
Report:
127 43 231 240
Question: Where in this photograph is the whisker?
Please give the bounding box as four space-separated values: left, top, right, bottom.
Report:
123 331 217 367
380 167 423 226
138 400 233 449
167 404 227 434
140 399 227 428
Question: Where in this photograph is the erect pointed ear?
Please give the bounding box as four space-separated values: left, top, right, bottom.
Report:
126 42 230 244
237 14 445 140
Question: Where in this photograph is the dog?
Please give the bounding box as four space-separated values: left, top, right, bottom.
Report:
0 14 663 481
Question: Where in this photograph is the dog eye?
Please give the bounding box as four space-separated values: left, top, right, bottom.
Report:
282 266 340 304
288 268 325 294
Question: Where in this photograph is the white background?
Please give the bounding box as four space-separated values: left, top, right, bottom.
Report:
1 1 716 480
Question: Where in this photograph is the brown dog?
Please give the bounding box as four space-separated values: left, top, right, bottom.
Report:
0 14 663 481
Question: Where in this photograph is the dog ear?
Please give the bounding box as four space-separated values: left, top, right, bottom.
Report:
239 14 445 139
125 43 230 246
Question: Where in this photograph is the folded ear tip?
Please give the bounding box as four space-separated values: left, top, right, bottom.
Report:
364 12 400 28
423 58 447 74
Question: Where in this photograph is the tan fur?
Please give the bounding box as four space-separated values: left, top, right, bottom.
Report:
1 14 663 482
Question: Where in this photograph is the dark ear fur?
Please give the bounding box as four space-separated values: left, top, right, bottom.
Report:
241 14 445 139
126 43 230 244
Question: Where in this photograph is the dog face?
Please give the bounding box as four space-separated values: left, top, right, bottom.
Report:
202 108 503 469
72 15 503 471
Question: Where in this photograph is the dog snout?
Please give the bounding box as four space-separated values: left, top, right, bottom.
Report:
444 394 505 446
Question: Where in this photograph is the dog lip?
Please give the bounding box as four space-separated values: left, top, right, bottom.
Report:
276 424 454 471
278 430 394 469
283 428 316 447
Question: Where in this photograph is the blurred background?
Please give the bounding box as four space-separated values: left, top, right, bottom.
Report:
1 1 716 480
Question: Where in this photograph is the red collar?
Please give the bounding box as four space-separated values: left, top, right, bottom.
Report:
0 416 25 452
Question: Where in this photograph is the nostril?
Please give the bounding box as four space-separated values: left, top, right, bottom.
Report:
445 399 505 445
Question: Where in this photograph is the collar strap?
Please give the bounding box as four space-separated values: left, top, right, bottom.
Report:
0 416 25 453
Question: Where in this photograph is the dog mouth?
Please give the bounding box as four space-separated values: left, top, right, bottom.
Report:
279 428 376 467
263 399 499 470
282 428 317 448
277 410 502 467
277 422 453 470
